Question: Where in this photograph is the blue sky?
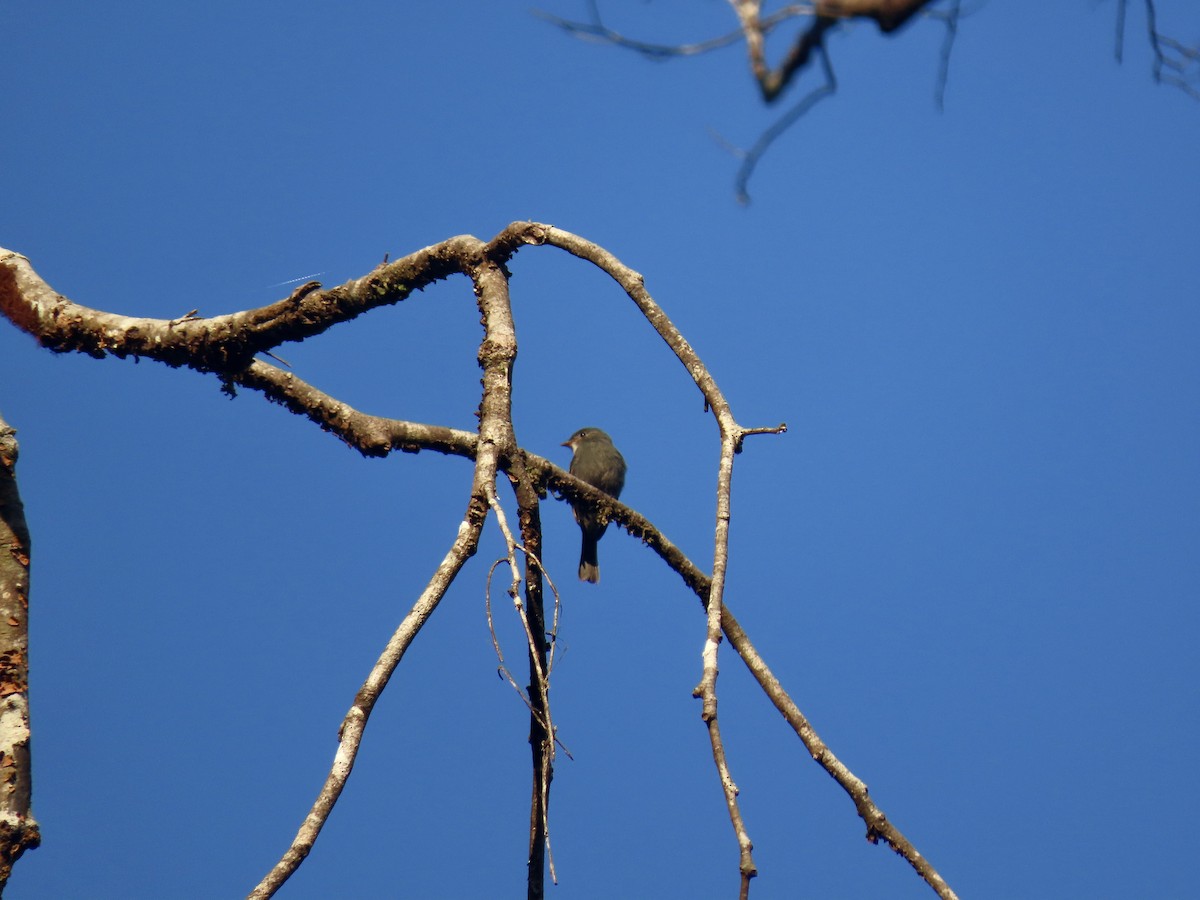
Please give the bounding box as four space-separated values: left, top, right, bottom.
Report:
2 2 1198 898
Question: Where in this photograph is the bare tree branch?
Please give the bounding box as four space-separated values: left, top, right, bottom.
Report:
490 224 956 899
1114 1 1200 99
501 224 773 891
0 413 40 888
731 0 937 102
535 1 817 60
247 238 512 898
540 2 946 201
247 488 485 898
730 46 838 204
247 238 528 897
1116 0 1128 64
0 242 466 371
1 227 958 898
729 0 832 103
503 466 559 898
1143 0 1200 100
932 0 963 111
550 0 1195 206
484 486 564 887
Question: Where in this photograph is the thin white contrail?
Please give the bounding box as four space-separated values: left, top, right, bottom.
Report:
266 272 325 288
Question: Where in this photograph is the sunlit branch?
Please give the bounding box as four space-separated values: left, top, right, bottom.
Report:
501 223 772 890
1 226 957 899
490 223 954 898
248 239 517 898
0 414 40 888
247 494 484 899
0 240 478 371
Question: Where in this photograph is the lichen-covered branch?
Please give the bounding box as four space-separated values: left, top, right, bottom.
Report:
2 226 957 898
0 241 467 371
0 414 40 889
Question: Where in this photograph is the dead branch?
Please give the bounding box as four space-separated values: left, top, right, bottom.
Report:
500 224 767 886
0 413 40 890
1 226 957 898
492 223 956 898
0 241 468 372
1141 0 1200 100
248 236 515 898
728 45 837 204
247 487 486 899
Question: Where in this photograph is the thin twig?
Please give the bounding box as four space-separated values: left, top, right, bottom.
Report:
485 559 541 715
484 481 570 762
732 46 838 204
481 500 564 884
460 250 560 898
0 236 472 371
249 238 521 898
933 0 962 111
1116 0 1127 64
246 491 489 899
1146 0 1162 83
488 222 957 899
1139 0 1200 99
514 224 763 888
534 1 816 60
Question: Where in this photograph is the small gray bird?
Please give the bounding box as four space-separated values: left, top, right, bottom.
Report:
562 428 627 583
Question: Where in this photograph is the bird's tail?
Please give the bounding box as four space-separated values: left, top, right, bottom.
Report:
579 536 600 583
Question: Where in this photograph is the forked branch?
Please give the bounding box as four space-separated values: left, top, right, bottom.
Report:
249 239 519 898
1 228 956 898
1120 0 1200 100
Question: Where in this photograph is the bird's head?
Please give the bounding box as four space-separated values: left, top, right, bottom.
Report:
562 428 611 452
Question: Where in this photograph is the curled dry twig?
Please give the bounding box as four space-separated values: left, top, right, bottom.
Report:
0 227 958 899
484 560 562 719
483 555 570 763
484 481 567 883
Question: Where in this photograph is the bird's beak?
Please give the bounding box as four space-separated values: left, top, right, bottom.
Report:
561 439 574 449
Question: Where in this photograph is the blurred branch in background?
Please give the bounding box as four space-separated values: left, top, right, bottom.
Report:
543 0 1196 200
1119 0 1200 99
